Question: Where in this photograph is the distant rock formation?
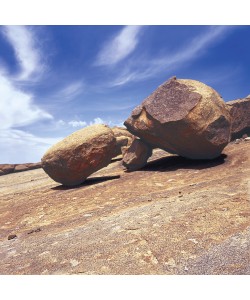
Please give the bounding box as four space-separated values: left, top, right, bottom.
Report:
124 76 231 160
226 96 250 140
41 124 116 186
122 138 153 171
0 162 41 176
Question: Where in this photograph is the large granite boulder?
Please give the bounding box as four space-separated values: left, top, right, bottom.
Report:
124 76 231 160
122 138 153 171
41 124 116 186
226 96 250 140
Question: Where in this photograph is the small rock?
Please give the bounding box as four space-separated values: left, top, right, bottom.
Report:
70 259 80 267
244 137 250 141
83 213 93 217
8 234 17 240
122 138 153 171
235 139 241 144
188 238 198 244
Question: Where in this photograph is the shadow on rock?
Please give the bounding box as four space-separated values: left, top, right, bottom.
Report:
51 175 121 190
142 153 227 172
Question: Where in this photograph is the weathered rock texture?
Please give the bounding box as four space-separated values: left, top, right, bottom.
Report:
226 97 250 140
0 162 41 176
41 124 116 186
112 127 133 157
122 138 153 171
0 141 249 275
124 76 231 159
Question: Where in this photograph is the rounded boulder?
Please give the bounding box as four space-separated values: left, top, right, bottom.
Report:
124 77 231 159
41 124 116 186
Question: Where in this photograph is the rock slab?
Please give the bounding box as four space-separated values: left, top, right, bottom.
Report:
41 124 116 186
124 76 231 159
0 162 41 176
226 97 250 140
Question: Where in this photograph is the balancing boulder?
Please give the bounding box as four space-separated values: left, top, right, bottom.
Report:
41 124 116 186
124 76 231 159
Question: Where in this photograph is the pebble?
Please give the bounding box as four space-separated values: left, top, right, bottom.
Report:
244 137 250 141
188 238 198 244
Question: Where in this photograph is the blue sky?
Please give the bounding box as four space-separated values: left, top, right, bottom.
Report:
0 25 250 163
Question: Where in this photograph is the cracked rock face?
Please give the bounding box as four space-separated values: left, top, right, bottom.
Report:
41 124 116 186
124 76 232 159
226 97 250 140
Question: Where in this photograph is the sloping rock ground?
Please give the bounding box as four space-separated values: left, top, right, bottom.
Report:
0 141 249 275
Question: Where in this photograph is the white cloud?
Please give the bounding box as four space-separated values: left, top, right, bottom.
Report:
0 129 62 164
90 117 105 125
0 73 52 129
110 26 234 86
95 26 143 66
0 26 57 164
68 120 87 127
2 26 43 80
57 117 123 129
57 117 104 128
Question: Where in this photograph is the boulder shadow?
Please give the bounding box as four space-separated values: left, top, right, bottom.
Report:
141 153 227 172
51 175 121 190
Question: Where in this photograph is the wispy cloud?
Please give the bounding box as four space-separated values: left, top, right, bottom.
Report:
2 26 43 80
0 26 57 163
53 80 84 102
95 25 143 66
0 129 62 163
110 26 234 86
0 73 52 129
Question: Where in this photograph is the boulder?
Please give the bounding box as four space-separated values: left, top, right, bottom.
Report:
124 76 231 159
112 127 133 157
122 138 153 171
226 97 250 140
41 124 116 186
